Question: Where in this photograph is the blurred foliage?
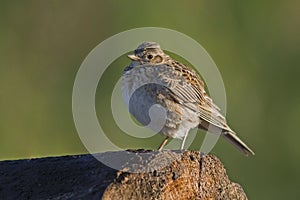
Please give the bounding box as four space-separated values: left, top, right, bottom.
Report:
1 1 300 199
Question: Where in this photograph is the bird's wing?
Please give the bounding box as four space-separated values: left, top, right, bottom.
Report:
154 61 231 132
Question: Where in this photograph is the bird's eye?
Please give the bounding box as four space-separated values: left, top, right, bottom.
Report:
147 54 153 59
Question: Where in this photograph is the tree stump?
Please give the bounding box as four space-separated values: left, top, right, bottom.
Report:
0 150 248 199
102 150 248 200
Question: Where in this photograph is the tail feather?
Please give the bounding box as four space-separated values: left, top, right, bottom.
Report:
222 131 255 156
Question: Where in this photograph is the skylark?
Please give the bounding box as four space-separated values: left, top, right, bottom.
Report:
122 42 254 155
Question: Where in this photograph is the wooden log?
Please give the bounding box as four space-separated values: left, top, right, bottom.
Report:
0 150 248 199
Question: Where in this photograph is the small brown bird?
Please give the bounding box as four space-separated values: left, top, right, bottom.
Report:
122 42 254 155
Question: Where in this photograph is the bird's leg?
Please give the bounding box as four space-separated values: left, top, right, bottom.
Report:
158 136 169 151
180 131 189 150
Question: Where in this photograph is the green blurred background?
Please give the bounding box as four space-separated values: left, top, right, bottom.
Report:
1 1 300 199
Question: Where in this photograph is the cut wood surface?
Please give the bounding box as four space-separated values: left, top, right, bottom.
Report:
0 150 248 200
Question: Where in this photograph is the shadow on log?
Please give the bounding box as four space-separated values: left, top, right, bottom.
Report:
0 150 248 199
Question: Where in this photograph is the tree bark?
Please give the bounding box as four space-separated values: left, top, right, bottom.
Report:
0 150 248 200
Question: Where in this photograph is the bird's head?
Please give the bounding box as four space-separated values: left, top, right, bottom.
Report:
128 42 167 65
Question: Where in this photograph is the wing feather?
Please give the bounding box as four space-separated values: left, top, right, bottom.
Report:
153 61 231 132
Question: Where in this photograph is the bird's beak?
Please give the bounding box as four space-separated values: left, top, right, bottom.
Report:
127 54 139 61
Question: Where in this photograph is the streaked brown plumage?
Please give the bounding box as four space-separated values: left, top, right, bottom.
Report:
122 42 254 155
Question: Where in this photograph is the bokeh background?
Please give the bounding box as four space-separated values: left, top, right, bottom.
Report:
1 1 300 199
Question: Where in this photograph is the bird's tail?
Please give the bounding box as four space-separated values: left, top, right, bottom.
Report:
222 131 255 156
